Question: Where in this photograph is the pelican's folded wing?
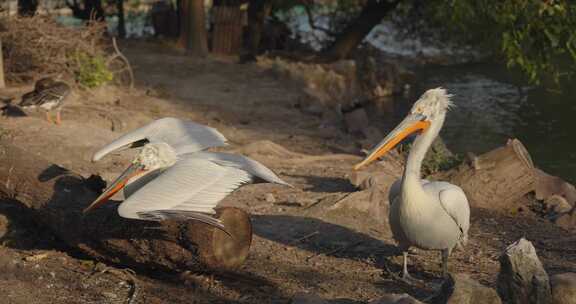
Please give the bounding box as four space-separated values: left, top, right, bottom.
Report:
93 117 227 161
116 156 252 229
193 152 292 187
438 185 470 245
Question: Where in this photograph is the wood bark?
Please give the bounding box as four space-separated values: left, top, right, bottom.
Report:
0 142 252 272
116 0 126 38
435 138 536 212
17 0 38 17
0 38 5 89
245 0 271 57
320 0 401 62
178 0 208 56
211 4 244 55
66 0 105 21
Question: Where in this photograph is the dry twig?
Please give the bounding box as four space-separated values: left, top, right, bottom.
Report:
0 16 124 86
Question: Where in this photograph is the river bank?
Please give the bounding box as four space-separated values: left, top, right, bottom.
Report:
0 39 574 303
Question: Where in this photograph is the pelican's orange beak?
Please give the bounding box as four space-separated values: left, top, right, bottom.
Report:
83 163 145 213
354 114 430 170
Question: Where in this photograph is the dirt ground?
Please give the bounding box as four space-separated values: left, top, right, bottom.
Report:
0 40 575 304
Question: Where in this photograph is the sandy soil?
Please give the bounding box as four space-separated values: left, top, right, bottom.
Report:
0 40 575 304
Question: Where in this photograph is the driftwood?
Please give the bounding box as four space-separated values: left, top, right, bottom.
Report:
0 37 5 89
436 138 536 212
0 142 252 272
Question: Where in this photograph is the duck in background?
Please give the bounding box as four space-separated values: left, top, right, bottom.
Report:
19 77 71 125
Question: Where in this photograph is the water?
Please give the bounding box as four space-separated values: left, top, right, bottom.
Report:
409 63 576 183
279 8 576 183
53 8 576 183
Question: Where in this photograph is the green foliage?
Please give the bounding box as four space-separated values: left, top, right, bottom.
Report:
400 139 463 176
75 52 113 88
423 0 576 87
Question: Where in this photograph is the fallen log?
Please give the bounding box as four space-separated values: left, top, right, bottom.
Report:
0 142 252 272
435 138 536 212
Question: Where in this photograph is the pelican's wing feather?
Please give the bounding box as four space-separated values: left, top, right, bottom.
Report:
194 152 292 186
93 117 227 161
438 185 470 245
117 156 252 228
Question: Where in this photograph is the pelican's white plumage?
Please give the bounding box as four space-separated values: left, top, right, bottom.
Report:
87 117 290 231
355 88 470 280
92 117 228 162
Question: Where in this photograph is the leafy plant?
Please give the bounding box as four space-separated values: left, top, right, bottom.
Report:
75 51 113 88
420 0 576 88
400 139 463 176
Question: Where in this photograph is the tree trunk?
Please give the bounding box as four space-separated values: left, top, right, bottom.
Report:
0 142 253 272
18 0 38 17
245 0 271 57
85 0 105 21
66 0 105 21
211 3 244 55
179 0 208 56
436 138 536 212
320 0 401 62
116 0 126 38
0 38 5 89
177 0 189 48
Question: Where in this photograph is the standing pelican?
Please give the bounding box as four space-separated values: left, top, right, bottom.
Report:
84 117 291 231
354 88 470 280
19 77 71 125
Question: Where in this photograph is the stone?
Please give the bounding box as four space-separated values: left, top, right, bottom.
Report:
438 274 501 304
368 293 423 304
555 211 576 231
497 238 551 304
0 214 8 239
535 169 576 205
328 188 388 225
550 273 576 304
545 195 573 214
265 193 276 204
291 292 328 304
343 107 369 135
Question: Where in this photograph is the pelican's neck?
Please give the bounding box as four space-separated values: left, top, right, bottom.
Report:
402 114 445 196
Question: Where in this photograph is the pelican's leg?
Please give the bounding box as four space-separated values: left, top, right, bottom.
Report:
45 111 53 124
441 249 450 279
402 251 412 279
55 110 61 125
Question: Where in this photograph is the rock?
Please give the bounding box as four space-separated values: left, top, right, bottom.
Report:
291 292 328 304
343 107 369 135
497 238 551 304
555 211 576 231
328 188 388 225
349 161 402 193
437 274 501 304
358 126 384 150
550 273 576 304
535 169 576 205
369 293 423 304
545 195 573 214
317 124 341 140
265 193 276 204
0 214 8 239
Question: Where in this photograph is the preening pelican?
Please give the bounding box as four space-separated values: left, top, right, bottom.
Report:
354 88 470 280
84 117 291 232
